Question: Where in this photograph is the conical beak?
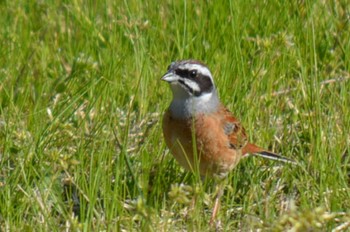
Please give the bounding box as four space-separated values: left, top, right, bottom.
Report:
161 71 179 83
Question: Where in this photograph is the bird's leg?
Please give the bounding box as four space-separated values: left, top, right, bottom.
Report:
210 181 224 225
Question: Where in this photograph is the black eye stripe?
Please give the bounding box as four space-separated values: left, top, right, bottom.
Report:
189 70 197 78
174 68 214 96
175 69 193 78
177 75 213 96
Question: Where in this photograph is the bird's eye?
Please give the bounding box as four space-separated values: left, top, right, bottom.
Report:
189 70 197 78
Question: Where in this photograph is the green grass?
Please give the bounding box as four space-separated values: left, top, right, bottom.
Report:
1 0 350 231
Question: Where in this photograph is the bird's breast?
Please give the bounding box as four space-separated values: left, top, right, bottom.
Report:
162 108 242 177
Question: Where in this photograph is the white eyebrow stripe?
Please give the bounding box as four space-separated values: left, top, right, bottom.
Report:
178 63 214 82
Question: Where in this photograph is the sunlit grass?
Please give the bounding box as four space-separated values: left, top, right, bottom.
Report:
0 0 349 231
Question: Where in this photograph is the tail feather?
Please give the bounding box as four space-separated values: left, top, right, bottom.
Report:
243 143 297 165
253 151 297 164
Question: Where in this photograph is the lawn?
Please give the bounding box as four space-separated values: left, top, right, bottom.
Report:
0 0 349 231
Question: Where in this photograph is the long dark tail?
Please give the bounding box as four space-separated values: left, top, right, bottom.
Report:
243 143 297 165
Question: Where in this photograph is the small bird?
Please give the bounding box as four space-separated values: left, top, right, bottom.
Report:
161 59 295 224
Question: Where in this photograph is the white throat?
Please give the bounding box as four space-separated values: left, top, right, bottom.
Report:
169 83 220 119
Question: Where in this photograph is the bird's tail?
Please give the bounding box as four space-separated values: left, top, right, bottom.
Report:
243 143 297 165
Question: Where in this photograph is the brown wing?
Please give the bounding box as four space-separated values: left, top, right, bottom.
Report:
220 106 297 164
220 106 269 156
220 106 249 151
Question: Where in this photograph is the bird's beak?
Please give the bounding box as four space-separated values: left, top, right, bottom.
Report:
161 71 179 83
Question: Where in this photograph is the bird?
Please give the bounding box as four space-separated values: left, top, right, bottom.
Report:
161 59 295 224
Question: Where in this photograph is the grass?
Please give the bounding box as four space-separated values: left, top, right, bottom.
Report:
0 0 349 231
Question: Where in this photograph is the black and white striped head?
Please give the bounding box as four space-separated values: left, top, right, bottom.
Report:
162 60 219 118
161 60 215 98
